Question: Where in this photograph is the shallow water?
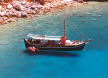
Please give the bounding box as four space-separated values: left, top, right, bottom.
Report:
0 2 108 78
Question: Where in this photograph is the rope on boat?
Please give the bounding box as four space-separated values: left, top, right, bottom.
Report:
46 28 60 35
72 25 92 42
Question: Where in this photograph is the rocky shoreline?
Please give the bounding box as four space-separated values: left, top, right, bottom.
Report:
0 0 84 24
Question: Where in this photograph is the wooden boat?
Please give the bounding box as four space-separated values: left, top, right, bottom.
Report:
24 18 91 52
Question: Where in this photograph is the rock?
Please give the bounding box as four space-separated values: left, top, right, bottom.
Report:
25 9 30 14
37 5 43 10
12 12 17 17
15 12 21 18
13 4 22 11
63 0 72 2
39 0 45 5
34 8 38 11
20 6 26 11
8 11 13 17
32 11 36 14
0 17 4 23
5 12 10 17
7 4 13 9
10 9 16 13
21 1 26 5
0 12 5 17
29 2 34 7
21 12 28 17
27 9 33 14
0 6 2 10
12 1 21 6
43 8 50 13
5 18 16 23
31 5 36 9
25 3 29 8
78 0 84 3
3 17 8 20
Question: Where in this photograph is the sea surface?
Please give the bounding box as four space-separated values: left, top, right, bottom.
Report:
0 2 108 78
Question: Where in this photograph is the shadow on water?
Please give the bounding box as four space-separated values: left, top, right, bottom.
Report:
23 49 80 57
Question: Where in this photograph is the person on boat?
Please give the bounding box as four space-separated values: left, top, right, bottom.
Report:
61 37 66 45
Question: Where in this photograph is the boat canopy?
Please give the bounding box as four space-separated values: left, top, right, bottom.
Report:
25 34 62 41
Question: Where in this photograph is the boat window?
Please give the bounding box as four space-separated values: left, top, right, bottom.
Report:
28 38 32 42
34 39 41 44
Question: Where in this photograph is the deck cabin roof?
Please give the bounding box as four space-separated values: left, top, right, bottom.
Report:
26 34 62 41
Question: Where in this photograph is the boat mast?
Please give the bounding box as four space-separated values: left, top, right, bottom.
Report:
64 15 66 38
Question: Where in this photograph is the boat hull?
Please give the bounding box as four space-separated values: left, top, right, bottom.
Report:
39 44 85 51
24 39 85 51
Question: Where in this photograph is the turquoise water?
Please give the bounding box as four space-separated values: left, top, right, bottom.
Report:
0 2 108 78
